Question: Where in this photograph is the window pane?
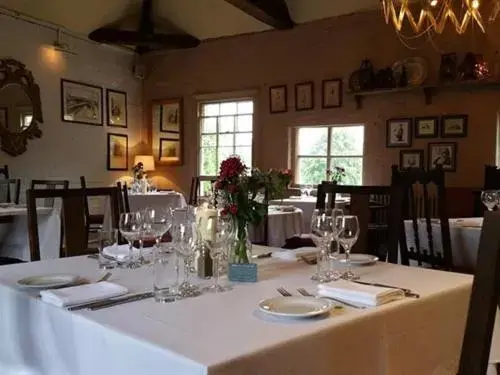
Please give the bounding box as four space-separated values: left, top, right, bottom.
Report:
330 157 363 185
202 103 219 116
236 115 252 132
235 133 252 146
218 147 233 163
200 181 213 197
218 134 234 147
200 148 217 175
235 146 252 167
220 102 237 115
297 157 327 185
201 134 216 147
219 116 234 133
201 117 217 133
237 101 253 114
331 126 364 156
297 127 328 156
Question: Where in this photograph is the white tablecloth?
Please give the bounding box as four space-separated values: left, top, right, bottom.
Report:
0 206 60 261
0 249 475 375
251 208 304 247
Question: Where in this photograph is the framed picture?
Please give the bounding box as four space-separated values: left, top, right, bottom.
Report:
386 118 412 147
414 116 438 138
428 142 457 172
441 115 468 137
107 133 128 171
322 79 342 108
295 81 314 111
0 107 7 128
61 79 103 126
159 138 182 165
269 85 287 113
158 98 182 133
400 149 424 169
106 89 127 127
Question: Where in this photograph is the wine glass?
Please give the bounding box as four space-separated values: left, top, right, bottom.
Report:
327 208 344 278
481 190 498 211
118 212 142 268
142 207 172 253
310 209 334 283
337 215 360 280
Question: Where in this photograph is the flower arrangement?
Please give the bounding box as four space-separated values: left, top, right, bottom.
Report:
132 162 145 180
215 156 292 263
327 166 346 184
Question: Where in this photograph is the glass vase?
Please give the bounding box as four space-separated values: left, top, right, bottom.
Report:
230 220 252 264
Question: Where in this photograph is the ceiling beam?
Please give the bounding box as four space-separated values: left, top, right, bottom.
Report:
224 0 294 29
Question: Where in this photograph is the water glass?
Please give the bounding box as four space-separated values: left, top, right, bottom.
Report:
337 215 360 280
118 212 142 268
310 209 334 283
153 246 177 302
98 228 118 269
481 190 498 211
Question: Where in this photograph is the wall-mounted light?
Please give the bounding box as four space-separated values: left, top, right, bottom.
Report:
52 28 77 56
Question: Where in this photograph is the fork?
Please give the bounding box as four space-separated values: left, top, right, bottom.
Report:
297 288 365 309
277 287 292 296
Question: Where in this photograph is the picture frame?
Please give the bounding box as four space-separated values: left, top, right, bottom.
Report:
428 142 457 172
106 89 127 128
399 149 424 169
159 137 182 166
61 79 103 126
158 98 183 133
441 115 468 138
295 81 314 111
386 118 412 147
322 79 342 108
107 133 128 171
0 107 7 128
269 85 287 113
414 116 438 138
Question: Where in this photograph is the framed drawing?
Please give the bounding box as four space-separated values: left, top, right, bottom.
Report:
295 81 314 111
159 138 182 165
269 85 287 113
386 118 412 147
322 79 342 108
106 89 127 128
441 115 468 137
107 133 128 171
61 79 103 126
414 116 438 138
400 149 424 169
158 98 182 133
0 107 7 128
428 142 457 172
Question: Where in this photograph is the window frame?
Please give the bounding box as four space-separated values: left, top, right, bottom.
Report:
293 124 365 186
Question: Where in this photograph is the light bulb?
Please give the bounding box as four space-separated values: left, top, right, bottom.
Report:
430 0 438 6
472 0 480 9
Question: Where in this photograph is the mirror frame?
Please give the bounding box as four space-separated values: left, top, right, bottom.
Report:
0 59 43 156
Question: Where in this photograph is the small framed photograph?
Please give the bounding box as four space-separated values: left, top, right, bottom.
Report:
61 79 103 126
322 79 342 108
441 115 468 137
269 85 287 113
400 149 424 169
428 142 457 172
159 138 182 165
107 133 128 171
414 116 438 138
386 118 412 147
106 89 127 127
295 82 314 111
0 107 7 128
158 98 182 133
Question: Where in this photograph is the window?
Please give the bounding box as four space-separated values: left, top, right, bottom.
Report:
295 125 364 185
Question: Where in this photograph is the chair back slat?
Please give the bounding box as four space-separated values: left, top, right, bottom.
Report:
189 176 218 205
80 176 90 220
30 179 69 208
0 179 20 204
0 164 9 179
484 165 500 190
458 211 500 374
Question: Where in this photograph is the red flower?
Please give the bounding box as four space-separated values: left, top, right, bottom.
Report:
214 180 222 190
227 184 237 193
221 208 228 216
219 156 246 180
228 204 238 215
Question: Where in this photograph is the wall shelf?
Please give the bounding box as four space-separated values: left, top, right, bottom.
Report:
348 80 500 109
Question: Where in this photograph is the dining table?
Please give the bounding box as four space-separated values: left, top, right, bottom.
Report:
0 245 481 375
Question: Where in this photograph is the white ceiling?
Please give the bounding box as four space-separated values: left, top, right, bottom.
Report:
0 0 378 40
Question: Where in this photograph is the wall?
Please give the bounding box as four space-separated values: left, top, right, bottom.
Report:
143 10 500 193
0 13 144 197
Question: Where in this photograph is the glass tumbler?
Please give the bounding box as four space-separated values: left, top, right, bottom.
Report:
153 246 177 302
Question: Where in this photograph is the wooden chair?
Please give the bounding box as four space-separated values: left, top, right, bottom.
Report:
484 165 500 190
80 176 105 244
457 210 500 374
30 179 69 208
0 179 20 204
0 164 9 179
26 187 121 261
189 176 218 205
390 166 453 270
116 181 130 213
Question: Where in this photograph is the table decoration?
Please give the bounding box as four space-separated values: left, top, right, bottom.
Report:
326 166 346 184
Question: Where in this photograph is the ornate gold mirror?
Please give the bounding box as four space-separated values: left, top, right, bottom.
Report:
0 59 43 156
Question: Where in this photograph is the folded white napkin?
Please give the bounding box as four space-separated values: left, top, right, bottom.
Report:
103 244 145 261
40 281 128 308
454 218 482 228
272 247 317 261
317 279 404 307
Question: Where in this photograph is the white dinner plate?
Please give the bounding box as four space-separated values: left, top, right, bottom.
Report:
258 296 332 318
17 274 80 289
339 254 378 266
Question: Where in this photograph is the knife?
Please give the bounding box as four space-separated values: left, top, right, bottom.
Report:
67 292 154 311
89 292 155 310
353 280 420 298
252 252 273 259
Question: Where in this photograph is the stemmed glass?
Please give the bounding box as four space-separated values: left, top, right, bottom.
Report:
310 209 334 283
142 207 172 253
481 190 498 211
327 208 344 278
118 212 142 268
337 215 360 280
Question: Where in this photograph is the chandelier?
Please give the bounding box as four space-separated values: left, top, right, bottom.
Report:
381 0 500 36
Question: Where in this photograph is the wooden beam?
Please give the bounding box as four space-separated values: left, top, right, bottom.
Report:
224 0 294 29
